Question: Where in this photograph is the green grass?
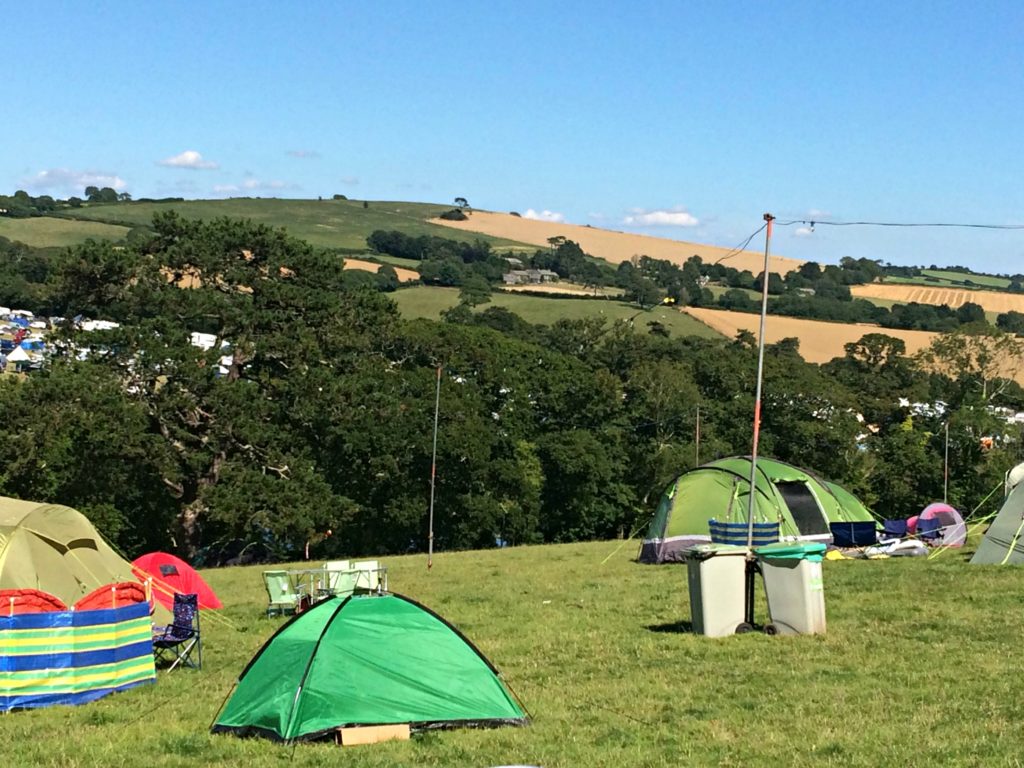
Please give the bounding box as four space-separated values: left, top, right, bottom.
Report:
0 217 130 247
391 286 721 338
922 269 1011 288
51 199 535 251
885 270 1012 290
9 537 1024 766
372 254 422 269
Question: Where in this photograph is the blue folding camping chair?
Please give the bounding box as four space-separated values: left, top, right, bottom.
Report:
153 593 202 671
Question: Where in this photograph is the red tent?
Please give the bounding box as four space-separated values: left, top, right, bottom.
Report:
132 552 223 610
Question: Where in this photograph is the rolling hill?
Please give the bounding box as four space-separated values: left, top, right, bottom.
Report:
44 198 535 252
431 210 804 275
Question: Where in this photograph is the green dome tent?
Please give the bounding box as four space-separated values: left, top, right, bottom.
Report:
212 593 528 742
639 457 875 563
0 496 140 604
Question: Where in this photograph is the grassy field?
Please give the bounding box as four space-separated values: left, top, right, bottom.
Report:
0 216 130 247
8 536 1024 767
49 199 536 252
885 270 1011 289
391 286 722 338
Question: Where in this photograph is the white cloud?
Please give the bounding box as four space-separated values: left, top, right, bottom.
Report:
523 208 565 223
286 149 320 159
794 226 815 237
807 208 831 219
340 175 359 185
623 207 699 227
23 168 126 194
241 178 291 191
158 150 219 170
212 178 296 196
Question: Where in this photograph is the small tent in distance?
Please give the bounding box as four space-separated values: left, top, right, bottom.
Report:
133 551 223 611
212 593 527 742
639 456 875 563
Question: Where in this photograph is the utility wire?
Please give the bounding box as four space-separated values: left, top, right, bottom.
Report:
713 223 768 265
774 219 1024 231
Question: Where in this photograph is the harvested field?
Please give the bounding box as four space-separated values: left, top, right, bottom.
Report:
685 307 1024 384
432 211 803 275
684 307 939 361
343 258 419 282
851 284 1024 314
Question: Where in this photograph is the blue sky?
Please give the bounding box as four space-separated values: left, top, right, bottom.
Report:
5 1 1024 272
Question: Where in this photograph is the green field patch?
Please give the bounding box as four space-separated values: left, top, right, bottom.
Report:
922 269 1010 288
391 285 721 338
0 217 129 247
7 536 1024 766
885 270 1012 290
58 199 535 251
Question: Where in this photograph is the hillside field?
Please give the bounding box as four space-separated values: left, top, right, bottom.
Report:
391 285 721 338
0 216 130 247
48 199 536 252
8 537 1024 767
886 269 1012 289
851 283 1024 314
432 210 805 276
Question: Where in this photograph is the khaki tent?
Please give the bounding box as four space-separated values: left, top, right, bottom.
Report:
0 496 140 605
639 456 875 563
970 480 1024 565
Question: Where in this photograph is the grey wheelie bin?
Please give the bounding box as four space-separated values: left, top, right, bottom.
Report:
753 541 827 635
682 544 750 637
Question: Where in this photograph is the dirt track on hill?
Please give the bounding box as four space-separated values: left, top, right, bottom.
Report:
432 211 803 275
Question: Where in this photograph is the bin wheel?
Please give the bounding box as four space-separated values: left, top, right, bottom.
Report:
764 623 779 636
734 622 755 634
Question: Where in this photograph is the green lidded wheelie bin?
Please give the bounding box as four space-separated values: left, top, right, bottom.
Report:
753 541 827 636
682 544 751 637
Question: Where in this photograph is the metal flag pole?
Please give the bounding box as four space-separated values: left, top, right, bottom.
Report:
943 420 950 503
746 213 775 548
695 404 701 467
428 365 441 570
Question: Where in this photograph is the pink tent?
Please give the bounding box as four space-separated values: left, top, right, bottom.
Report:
918 503 967 548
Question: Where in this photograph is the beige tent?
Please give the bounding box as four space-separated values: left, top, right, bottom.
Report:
0 496 141 605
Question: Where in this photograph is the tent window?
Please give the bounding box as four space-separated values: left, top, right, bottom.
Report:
774 482 828 535
159 564 179 577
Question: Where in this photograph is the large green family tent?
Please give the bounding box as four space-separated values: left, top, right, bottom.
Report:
0 496 140 605
212 593 528 742
970 479 1024 564
639 456 875 563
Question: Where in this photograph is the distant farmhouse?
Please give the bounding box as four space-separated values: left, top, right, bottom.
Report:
502 269 560 286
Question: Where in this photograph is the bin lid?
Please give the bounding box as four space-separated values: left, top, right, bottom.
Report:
753 541 827 562
683 543 749 560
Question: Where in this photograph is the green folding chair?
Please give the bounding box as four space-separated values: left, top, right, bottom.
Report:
322 560 357 598
263 570 300 616
352 560 385 592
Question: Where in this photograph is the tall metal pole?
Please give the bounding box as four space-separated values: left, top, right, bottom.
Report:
428 366 441 570
695 404 701 467
943 420 950 503
746 214 774 548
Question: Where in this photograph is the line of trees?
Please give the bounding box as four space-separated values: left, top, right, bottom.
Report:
1 214 1023 565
